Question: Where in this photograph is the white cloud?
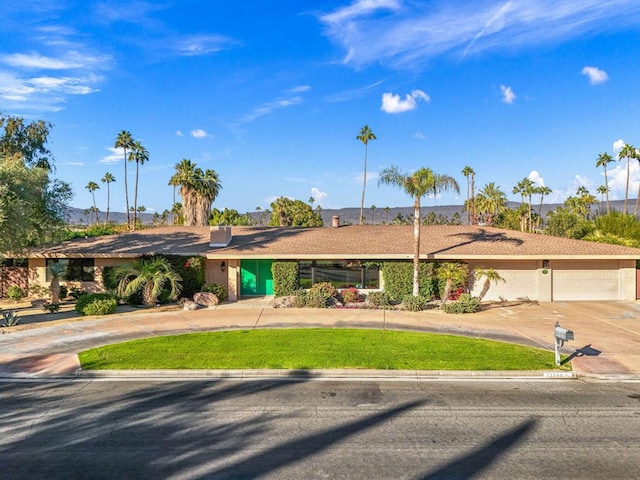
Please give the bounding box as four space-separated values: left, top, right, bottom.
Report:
175 34 237 56
500 84 516 104
99 147 124 164
236 95 305 125
290 85 312 93
381 89 430 113
1 51 110 70
528 170 545 186
176 130 183 137
613 139 625 151
582 65 608 85
414 131 425 140
319 1 640 69
311 187 328 204
190 129 209 138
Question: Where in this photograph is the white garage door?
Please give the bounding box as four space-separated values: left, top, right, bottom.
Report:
552 261 620 301
469 261 538 301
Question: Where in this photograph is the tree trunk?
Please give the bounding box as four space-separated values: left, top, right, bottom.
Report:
412 197 421 296
360 144 367 225
50 277 60 304
478 279 490 302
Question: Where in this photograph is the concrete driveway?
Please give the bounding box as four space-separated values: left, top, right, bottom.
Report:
1 300 639 379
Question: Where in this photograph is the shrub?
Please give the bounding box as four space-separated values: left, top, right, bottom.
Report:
272 261 299 296
381 262 440 301
69 287 88 300
366 290 392 307
59 284 69 300
340 287 361 304
202 283 228 302
442 293 480 314
1 310 19 327
75 293 118 316
42 302 60 313
309 282 338 299
401 294 430 312
7 286 25 302
292 289 329 308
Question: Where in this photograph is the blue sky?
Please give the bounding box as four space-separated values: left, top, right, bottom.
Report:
3 0 640 216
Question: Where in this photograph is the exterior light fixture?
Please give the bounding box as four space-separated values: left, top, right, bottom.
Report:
221 261 226 272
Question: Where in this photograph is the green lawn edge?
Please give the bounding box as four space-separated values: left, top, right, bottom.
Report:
79 328 564 371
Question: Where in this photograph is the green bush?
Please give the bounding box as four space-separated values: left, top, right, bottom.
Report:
42 302 61 313
401 294 430 312
309 282 338 299
340 287 361 304
75 293 118 316
59 284 69 300
366 290 392 307
442 293 480 314
7 286 25 302
292 289 329 308
272 261 299 296
381 262 440 301
202 283 228 302
69 287 87 300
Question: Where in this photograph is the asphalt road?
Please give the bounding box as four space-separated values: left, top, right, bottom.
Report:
1 379 640 479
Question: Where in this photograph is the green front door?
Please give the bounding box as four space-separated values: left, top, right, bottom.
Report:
240 260 274 296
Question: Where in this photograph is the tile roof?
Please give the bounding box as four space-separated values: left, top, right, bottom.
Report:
28 225 640 260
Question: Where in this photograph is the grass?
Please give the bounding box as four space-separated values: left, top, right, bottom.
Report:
79 328 560 370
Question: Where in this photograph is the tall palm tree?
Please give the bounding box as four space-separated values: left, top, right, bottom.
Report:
356 125 376 225
513 177 535 232
194 169 222 226
128 141 149 230
461 166 475 225
85 181 100 223
169 159 198 226
618 143 637 215
596 185 608 215
114 130 134 227
596 152 614 214
535 185 552 227
475 182 507 226
378 165 459 296
113 256 182 308
101 172 115 225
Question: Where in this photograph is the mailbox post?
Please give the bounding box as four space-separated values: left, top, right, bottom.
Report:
554 321 574 366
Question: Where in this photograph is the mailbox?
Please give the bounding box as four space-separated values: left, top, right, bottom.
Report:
554 325 574 342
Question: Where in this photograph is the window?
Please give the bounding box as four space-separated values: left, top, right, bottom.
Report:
299 260 379 289
46 259 95 282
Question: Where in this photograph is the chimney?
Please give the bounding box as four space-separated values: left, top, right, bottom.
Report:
331 216 340 228
210 226 232 247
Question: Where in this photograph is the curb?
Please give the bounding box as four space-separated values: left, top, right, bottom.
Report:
1 368 578 381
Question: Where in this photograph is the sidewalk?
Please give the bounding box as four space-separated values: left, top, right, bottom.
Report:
1 300 639 380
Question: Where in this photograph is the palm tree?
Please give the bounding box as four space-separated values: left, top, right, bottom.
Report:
113 256 182 308
474 267 505 302
356 125 376 225
114 130 134 227
195 169 222 226
169 159 198 226
384 206 390 224
596 152 614 214
378 165 459 296
85 181 100 223
129 141 149 230
513 177 535 232
437 262 468 308
618 143 637 215
534 185 552 227
475 183 507 226
101 172 115 225
370 204 376 224
461 166 475 225
596 185 608 215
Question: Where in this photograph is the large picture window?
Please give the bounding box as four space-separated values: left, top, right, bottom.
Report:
299 260 379 289
46 259 95 282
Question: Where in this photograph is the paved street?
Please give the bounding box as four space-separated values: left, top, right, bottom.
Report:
1 379 639 479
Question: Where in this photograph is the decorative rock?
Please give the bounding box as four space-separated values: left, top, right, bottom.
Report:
193 292 220 307
273 296 295 309
182 300 199 311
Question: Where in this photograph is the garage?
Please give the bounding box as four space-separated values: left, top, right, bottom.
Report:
468 260 538 301
551 260 620 301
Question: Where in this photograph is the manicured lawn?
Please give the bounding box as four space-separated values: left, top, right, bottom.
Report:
79 329 559 370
